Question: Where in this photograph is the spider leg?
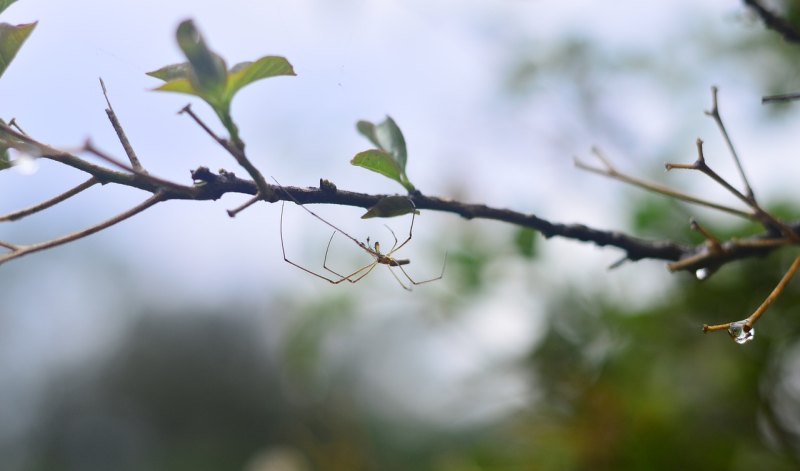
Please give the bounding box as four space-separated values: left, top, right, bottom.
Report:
323 231 379 282
280 201 353 284
385 265 412 291
395 251 448 286
386 209 415 256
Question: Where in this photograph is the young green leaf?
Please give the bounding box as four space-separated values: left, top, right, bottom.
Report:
351 149 414 191
175 20 227 101
0 21 36 79
146 63 193 82
225 56 295 102
0 1 18 15
353 116 415 192
361 196 419 219
356 116 407 169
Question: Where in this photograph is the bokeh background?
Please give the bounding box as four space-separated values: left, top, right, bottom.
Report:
3 0 800 469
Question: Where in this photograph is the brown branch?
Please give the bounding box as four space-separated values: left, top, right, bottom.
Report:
576 148 753 220
0 192 166 265
100 77 145 172
0 176 99 222
704 254 800 341
179 104 275 202
743 0 800 44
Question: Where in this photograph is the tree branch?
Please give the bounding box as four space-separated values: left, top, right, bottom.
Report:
744 0 800 44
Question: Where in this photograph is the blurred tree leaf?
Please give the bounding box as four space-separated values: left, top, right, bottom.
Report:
0 21 36 79
175 19 228 101
0 0 17 15
225 56 295 103
353 117 415 192
513 228 538 259
0 118 10 171
147 20 295 147
361 196 418 219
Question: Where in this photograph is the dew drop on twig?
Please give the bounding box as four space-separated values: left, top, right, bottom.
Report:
695 268 710 280
728 321 754 344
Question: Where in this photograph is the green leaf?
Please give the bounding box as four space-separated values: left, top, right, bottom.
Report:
351 149 412 190
175 20 227 100
224 56 295 102
151 77 198 96
0 1 17 15
146 62 193 82
0 21 36 79
354 116 415 191
361 196 418 219
0 119 12 171
356 116 407 170
513 228 538 259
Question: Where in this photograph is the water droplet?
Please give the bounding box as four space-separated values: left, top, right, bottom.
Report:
695 268 710 280
728 321 754 344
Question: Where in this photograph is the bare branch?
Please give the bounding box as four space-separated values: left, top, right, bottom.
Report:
704 86 755 202
0 192 166 265
0 177 99 222
100 77 145 172
763 92 800 103
743 0 800 44
704 254 800 341
576 148 753 220
179 104 275 202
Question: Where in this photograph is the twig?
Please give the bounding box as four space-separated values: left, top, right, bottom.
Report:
704 254 800 340
227 193 260 217
743 0 800 44
99 78 145 172
576 148 753 220
0 177 99 222
7 118 26 135
179 104 275 202
82 140 187 193
705 86 755 202
665 139 752 207
0 192 166 265
762 92 800 104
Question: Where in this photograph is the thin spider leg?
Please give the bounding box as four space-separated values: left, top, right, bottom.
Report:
273 177 373 255
279 201 353 284
395 251 448 286
387 210 416 256
322 231 378 282
348 260 381 283
383 224 400 252
386 266 412 291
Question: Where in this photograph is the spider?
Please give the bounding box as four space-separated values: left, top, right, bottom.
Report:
275 183 446 290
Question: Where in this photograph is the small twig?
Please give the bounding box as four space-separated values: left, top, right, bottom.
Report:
665 139 752 207
83 140 188 194
0 176 99 222
762 92 800 104
0 192 166 265
227 193 260 217
576 148 754 220
667 138 797 240
704 86 755 203
99 78 145 172
179 104 275 201
704 254 800 340
743 0 800 44
690 218 722 251
7 118 27 135
0 240 19 250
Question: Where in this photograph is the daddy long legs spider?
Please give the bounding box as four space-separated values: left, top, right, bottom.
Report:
275 183 446 290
